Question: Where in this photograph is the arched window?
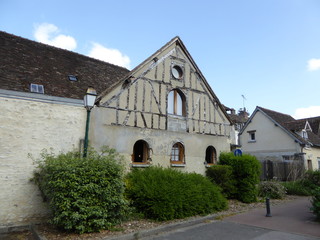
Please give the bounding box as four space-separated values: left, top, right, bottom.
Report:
170 142 185 164
205 146 217 165
133 140 149 163
168 89 186 116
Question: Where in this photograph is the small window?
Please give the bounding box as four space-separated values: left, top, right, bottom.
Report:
68 75 78 81
170 142 185 164
205 146 217 165
168 89 186 116
132 140 149 164
30 84 44 94
248 130 256 142
172 65 183 79
302 130 308 139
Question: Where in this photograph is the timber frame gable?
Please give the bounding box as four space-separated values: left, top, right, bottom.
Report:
97 37 232 137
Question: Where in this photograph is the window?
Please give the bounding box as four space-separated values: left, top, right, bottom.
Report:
30 83 44 94
318 158 320 170
171 65 183 79
307 160 313 171
132 140 149 164
168 89 186 116
170 142 185 164
248 130 256 142
302 130 308 139
205 146 217 165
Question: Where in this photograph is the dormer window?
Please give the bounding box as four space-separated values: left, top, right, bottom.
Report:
30 84 44 94
302 130 308 139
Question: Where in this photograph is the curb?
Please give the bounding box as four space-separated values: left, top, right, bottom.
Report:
104 214 218 240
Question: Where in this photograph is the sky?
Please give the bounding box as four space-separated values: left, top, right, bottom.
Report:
1 0 320 119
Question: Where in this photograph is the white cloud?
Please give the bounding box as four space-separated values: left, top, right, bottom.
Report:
34 23 77 51
307 58 320 71
88 42 131 69
293 106 320 119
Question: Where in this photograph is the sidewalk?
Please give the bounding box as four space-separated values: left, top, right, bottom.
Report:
224 196 320 238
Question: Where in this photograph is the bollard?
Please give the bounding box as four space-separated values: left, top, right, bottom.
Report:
266 197 272 217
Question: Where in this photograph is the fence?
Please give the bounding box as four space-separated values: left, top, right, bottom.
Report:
262 160 305 181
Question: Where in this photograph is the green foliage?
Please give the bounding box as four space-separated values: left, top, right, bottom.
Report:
219 152 261 203
311 187 320 221
301 170 320 192
32 147 129 234
283 170 320 196
125 166 227 221
281 181 311 196
258 181 286 199
206 165 237 198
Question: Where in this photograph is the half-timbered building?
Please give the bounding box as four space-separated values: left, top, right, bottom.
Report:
0 31 234 226
90 37 234 173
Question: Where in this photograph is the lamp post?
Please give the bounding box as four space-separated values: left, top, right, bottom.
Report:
83 87 97 158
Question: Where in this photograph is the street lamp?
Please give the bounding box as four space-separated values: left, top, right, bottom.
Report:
83 87 97 157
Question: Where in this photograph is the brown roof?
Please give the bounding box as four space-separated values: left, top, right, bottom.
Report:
257 107 320 147
0 31 130 99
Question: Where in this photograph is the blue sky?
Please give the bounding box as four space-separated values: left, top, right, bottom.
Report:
1 0 320 118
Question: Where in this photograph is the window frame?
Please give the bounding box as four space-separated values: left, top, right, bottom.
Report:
168 89 186 117
170 142 185 165
205 146 217 165
247 130 256 142
132 140 150 165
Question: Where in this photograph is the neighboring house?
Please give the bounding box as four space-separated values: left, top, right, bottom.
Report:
239 106 320 180
0 31 234 227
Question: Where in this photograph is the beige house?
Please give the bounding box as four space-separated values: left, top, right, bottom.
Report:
239 106 320 180
0 31 234 227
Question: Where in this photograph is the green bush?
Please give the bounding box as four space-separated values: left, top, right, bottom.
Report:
281 181 311 196
125 166 227 221
219 152 261 203
32 147 129 234
206 165 237 198
258 181 286 199
311 187 320 221
283 170 320 196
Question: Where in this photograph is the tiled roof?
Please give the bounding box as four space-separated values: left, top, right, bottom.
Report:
258 107 295 124
258 107 320 147
0 31 130 99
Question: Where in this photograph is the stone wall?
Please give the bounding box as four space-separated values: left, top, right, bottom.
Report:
0 90 86 227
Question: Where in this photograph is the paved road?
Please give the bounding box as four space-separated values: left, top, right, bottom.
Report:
142 220 319 240
139 197 320 240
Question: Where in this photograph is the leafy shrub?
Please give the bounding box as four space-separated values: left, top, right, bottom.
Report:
219 152 261 203
281 181 311 196
258 181 286 199
311 187 320 221
125 166 227 221
301 170 320 192
33 147 129 233
283 170 320 196
206 165 237 198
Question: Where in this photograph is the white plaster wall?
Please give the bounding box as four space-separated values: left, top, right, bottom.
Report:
303 147 320 170
90 109 231 175
240 111 300 156
0 96 86 226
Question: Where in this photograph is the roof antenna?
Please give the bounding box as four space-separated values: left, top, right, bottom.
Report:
241 95 247 110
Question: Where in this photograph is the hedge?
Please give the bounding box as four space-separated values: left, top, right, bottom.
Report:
32 147 129 233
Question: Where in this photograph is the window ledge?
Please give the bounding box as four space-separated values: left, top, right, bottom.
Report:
168 114 186 120
248 140 256 143
205 164 215 168
131 163 151 168
171 163 186 167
